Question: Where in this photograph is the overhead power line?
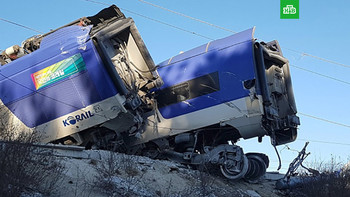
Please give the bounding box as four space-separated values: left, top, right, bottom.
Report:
290 64 350 86
83 0 214 40
135 0 350 69
0 18 43 34
286 48 350 69
136 0 237 34
85 0 350 72
297 138 350 147
299 112 350 129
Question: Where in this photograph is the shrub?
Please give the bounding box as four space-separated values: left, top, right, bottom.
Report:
291 158 350 197
0 129 65 196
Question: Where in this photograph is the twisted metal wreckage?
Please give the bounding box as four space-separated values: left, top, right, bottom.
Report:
0 5 300 181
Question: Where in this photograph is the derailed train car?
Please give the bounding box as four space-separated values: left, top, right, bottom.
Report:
0 5 299 180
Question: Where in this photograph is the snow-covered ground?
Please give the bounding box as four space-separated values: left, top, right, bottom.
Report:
41 150 283 197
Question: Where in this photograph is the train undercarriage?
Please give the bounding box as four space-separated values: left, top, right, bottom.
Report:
56 124 270 181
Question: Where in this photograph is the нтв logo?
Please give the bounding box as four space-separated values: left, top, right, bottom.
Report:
283 5 296 15
280 0 299 19
63 111 94 127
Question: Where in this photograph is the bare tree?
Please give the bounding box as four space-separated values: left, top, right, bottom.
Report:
0 128 65 196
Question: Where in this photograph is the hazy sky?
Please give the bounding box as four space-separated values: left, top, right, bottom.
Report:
1 0 350 172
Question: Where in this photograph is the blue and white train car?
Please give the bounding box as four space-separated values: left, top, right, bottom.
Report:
128 26 300 180
0 6 162 145
135 28 299 147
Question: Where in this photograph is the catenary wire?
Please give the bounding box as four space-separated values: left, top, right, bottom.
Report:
0 17 44 34
134 0 350 69
298 112 350 129
1 0 347 70
136 0 237 34
286 47 350 69
290 64 350 86
83 0 214 40
297 138 350 146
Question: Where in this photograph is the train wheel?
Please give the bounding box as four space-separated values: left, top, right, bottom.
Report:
220 154 249 180
244 153 268 182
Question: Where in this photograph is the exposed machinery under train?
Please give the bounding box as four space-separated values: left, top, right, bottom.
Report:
0 5 299 180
